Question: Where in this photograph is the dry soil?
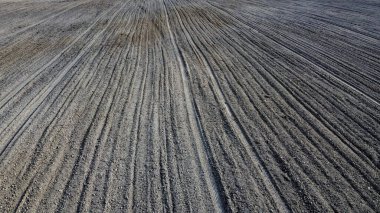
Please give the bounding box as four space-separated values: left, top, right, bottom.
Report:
0 0 379 212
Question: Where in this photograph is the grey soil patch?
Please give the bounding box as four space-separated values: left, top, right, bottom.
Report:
0 0 379 212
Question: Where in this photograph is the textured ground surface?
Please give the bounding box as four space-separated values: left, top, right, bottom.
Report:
0 0 379 211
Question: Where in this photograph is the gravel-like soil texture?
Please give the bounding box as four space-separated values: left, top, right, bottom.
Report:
0 0 379 211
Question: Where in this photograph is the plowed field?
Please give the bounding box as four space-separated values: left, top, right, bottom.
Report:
0 0 379 211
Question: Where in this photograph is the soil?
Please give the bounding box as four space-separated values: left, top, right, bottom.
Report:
0 0 379 211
